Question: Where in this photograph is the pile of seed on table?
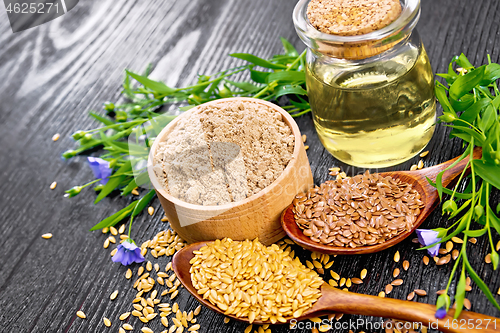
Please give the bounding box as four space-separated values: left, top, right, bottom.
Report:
189 238 324 324
293 171 424 248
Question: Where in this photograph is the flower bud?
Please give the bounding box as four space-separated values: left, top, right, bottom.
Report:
65 186 83 198
72 131 86 140
440 113 457 123
62 150 76 159
442 200 457 215
115 111 128 122
474 205 484 219
104 102 115 111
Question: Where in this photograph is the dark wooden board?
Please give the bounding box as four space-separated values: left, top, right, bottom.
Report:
0 0 499 332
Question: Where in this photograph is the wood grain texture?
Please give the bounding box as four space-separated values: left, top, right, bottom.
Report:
0 0 498 332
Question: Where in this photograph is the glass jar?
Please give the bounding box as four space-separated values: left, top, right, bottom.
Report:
293 0 436 168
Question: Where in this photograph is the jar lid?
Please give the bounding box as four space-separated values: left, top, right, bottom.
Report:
307 0 402 36
305 0 404 59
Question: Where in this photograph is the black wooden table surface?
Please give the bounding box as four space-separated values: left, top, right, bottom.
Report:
0 1 499 332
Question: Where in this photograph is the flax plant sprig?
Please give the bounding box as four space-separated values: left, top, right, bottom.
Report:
62 37 309 233
422 54 500 318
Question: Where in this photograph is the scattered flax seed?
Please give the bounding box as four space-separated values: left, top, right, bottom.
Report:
464 298 471 310
346 278 352 287
52 133 60 141
331 271 340 280
244 325 253 333
103 317 112 327
446 241 453 252
407 291 415 301
103 239 110 249
394 251 400 263
147 261 153 271
438 248 448 255
122 323 133 330
111 248 118 256
119 312 130 320
417 160 424 169
436 289 446 295
465 285 472 292
402 260 409 271
410 164 418 171
224 317 230 324
141 328 154 333
420 151 429 158
76 310 86 319
497 287 500 295
190 238 323 324
414 289 427 296
138 267 145 276
118 224 126 234
302 134 307 143
161 216 169 222
131 188 140 196
469 238 477 244
391 279 403 286
423 256 429 265
339 277 346 287
452 249 459 260
148 207 155 215
108 236 116 244
110 226 118 236
485 254 492 264
119 328 126 333
50 181 57 190
351 277 363 284
378 291 385 297
102 227 109 234
41 233 53 239
110 290 119 300
452 237 463 244
360 268 367 279
385 284 393 294
304 145 309 151
393 268 400 278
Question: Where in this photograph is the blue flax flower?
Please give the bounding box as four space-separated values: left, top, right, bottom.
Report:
415 229 441 257
88 157 112 184
112 239 145 266
435 307 447 319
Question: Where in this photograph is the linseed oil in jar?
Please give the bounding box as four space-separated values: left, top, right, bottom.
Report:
294 0 436 168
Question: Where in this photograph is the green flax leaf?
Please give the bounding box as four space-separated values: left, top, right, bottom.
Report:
126 70 177 95
472 159 500 190
454 268 466 319
280 37 299 57
89 200 138 231
449 65 485 101
230 53 287 70
464 255 500 312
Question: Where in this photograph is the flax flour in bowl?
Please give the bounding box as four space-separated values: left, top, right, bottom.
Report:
148 97 314 244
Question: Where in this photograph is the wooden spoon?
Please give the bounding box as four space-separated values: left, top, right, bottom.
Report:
173 241 498 333
281 147 483 255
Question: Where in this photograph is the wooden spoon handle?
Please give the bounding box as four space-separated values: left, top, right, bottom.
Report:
315 286 498 333
420 146 482 188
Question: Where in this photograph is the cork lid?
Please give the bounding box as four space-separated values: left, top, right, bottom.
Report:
307 0 402 35
306 0 403 59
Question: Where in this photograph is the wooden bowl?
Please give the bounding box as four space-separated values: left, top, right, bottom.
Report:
147 97 314 245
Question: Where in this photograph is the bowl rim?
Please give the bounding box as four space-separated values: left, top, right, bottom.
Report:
147 97 305 211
